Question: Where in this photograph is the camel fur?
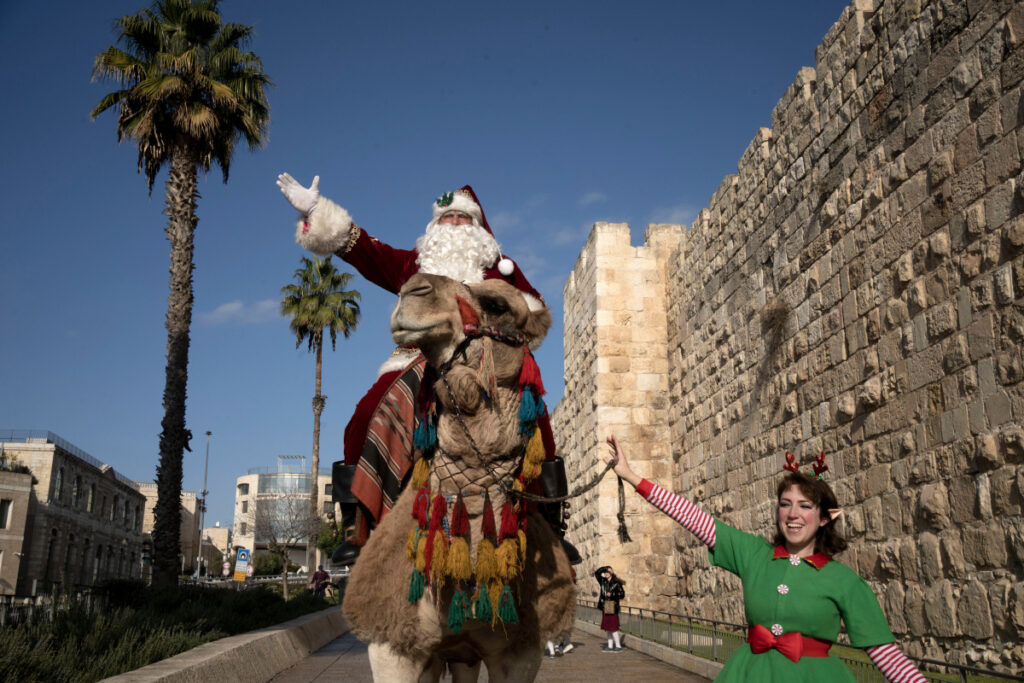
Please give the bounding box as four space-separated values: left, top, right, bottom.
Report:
343 273 576 682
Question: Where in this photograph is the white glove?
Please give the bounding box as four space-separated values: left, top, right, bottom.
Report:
276 173 320 216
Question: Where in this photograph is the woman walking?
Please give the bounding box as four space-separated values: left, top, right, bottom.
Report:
603 435 927 682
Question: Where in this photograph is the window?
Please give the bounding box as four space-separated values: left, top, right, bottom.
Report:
101 496 107 519
322 501 333 514
110 496 117 522
241 500 248 514
72 476 81 508
0 499 11 529
135 505 141 530
54 468 64 502
87 484 95 513
240 522 247 535
238 483 249 496
324 484 332 495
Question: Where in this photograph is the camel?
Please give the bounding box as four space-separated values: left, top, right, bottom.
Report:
342 273 576 682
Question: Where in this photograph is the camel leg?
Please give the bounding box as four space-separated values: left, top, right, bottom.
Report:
482 649 541 683
449 661 482 682
368 642 428 683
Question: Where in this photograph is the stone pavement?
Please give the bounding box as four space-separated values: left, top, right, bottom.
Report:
269 626 711 682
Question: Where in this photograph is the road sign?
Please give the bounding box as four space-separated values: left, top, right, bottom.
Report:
246 564 254 577
222 561 230 577
233 548 250 582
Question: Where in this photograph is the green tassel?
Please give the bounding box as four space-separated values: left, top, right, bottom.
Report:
498 584 519 624
408 569 425 604
448 586 467 634
518 387 540 433
414 416 437 450
474 586 492 623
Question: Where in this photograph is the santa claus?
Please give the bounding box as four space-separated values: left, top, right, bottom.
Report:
277 175 569 566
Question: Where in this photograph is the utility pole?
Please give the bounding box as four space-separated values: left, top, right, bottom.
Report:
196 431 211 577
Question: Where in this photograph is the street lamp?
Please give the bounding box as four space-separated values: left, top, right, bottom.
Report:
195 431 211 577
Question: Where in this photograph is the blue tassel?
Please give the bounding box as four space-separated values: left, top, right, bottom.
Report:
518 388 541 433
414 415 437 451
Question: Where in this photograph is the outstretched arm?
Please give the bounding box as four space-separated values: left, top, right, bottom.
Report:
603 436 716 549
865 644 928 683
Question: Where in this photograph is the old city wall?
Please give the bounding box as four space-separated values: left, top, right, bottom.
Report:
553 0 1024 670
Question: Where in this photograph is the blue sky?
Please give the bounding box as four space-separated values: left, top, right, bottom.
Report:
0 0 850 528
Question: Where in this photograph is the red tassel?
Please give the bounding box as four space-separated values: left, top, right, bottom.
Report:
481 491 496 541
518 349 545 396
451 494 469 537
499 500 518 541
413 485 431 528
429 494 447 534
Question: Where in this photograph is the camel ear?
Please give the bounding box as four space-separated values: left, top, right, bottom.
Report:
523 305 552 346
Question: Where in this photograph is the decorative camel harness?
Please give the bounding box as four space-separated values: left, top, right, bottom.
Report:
402 294 625 634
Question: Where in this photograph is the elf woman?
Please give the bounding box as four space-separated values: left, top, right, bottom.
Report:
603 435 927 682
595 565 626 652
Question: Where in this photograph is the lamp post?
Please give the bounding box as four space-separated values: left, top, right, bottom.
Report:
195 431 211 577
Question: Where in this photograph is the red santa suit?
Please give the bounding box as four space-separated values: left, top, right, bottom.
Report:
294 185 555 535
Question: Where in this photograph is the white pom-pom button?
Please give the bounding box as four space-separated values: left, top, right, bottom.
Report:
497 258 514 276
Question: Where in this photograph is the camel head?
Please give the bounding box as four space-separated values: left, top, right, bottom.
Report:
391 273 551 378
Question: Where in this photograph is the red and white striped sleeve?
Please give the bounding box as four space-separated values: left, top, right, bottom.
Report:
866 643 928 682
636 479 716 549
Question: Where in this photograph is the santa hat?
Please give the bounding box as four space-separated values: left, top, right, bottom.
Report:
433 185 515 276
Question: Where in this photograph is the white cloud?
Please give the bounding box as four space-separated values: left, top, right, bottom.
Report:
648 204 697 226
579 191 606 207
200 299 280 325
488 211 521 233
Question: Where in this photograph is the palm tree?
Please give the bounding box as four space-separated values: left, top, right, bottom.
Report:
281 256 361 569
91 0 270 588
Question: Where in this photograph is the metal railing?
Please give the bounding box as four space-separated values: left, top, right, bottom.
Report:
578 600 1024 682
0 429 137 486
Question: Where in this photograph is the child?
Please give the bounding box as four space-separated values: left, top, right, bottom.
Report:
595 565 625 652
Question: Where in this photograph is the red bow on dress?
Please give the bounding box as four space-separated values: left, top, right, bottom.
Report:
747 624 803 662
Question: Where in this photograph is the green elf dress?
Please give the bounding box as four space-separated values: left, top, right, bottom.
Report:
709 520 896 681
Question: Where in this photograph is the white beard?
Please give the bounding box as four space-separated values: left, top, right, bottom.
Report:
415 220 501 283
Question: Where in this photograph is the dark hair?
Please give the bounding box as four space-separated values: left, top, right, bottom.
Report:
772 471 847 556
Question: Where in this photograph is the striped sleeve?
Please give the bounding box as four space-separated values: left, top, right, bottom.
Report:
866 643 928 682
636 479 716 549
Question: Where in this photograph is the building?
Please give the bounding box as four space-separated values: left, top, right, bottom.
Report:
133 481 201 575
202 523 232 576
0 432 145 596
233 455 332 571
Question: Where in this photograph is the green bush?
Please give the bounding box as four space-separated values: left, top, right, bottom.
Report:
0 583 333 682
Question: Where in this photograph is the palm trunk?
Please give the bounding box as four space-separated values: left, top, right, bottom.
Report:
153 146 199 589
309 340 325 570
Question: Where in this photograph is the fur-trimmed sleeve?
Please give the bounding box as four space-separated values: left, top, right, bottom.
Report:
295 196 359 256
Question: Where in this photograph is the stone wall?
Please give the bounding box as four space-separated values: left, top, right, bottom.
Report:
553 0 1024 671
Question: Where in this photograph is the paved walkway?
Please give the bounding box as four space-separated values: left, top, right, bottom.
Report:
270 627 711 682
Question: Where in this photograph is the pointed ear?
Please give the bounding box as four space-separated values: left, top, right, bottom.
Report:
523 305 552 345
826 508 843 524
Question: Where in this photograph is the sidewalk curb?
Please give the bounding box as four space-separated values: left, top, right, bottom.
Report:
575 618 724 680
102 607 349 683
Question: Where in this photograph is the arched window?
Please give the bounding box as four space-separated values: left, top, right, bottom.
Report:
110 496 117 522
72 476 82 508
87 484 95 513
54 468 64 503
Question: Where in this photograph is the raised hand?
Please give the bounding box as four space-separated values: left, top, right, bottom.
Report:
276 173 320 215
604 435 640 486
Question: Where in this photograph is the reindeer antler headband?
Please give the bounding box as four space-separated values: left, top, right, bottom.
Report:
783 450 830 480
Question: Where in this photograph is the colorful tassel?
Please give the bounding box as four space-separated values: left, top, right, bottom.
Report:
481 491 496 541
517 528 528 566
408 569 425 603
412 485 431 528
475 538 497 584
415 535 427 573
431 528 449 581
413 415 437 451
448 585 468 634
518 387 543 432
496 537 520 581
447 537 472 581
498 584 519 624
473 585 492 623
406 528 418 562
410 457 430 490
450 494 469 537
488 581 503 625
518 349 545 395
498 500 518 540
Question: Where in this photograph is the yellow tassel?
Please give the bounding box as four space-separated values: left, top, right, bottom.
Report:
406 528 418 562
520 460 541 481
431 529 449 580
411 457 430 490
415 536 427 573
488 581 503 625
517 529 527 566
524 428 545 468
447 537 472 581
496 538 520 581
475 539 497 584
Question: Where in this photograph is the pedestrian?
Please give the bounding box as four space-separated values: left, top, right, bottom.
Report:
311 564 330 598
602 435 928 682
545 567 578 658
595 565 625 652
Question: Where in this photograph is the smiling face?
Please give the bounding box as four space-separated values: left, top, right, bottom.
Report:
777 484 828 557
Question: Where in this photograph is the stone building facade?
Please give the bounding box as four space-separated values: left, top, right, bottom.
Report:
553 0 1024 672
0 434 146 596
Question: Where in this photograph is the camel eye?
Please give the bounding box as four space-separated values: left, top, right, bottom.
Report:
479 296 509 317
